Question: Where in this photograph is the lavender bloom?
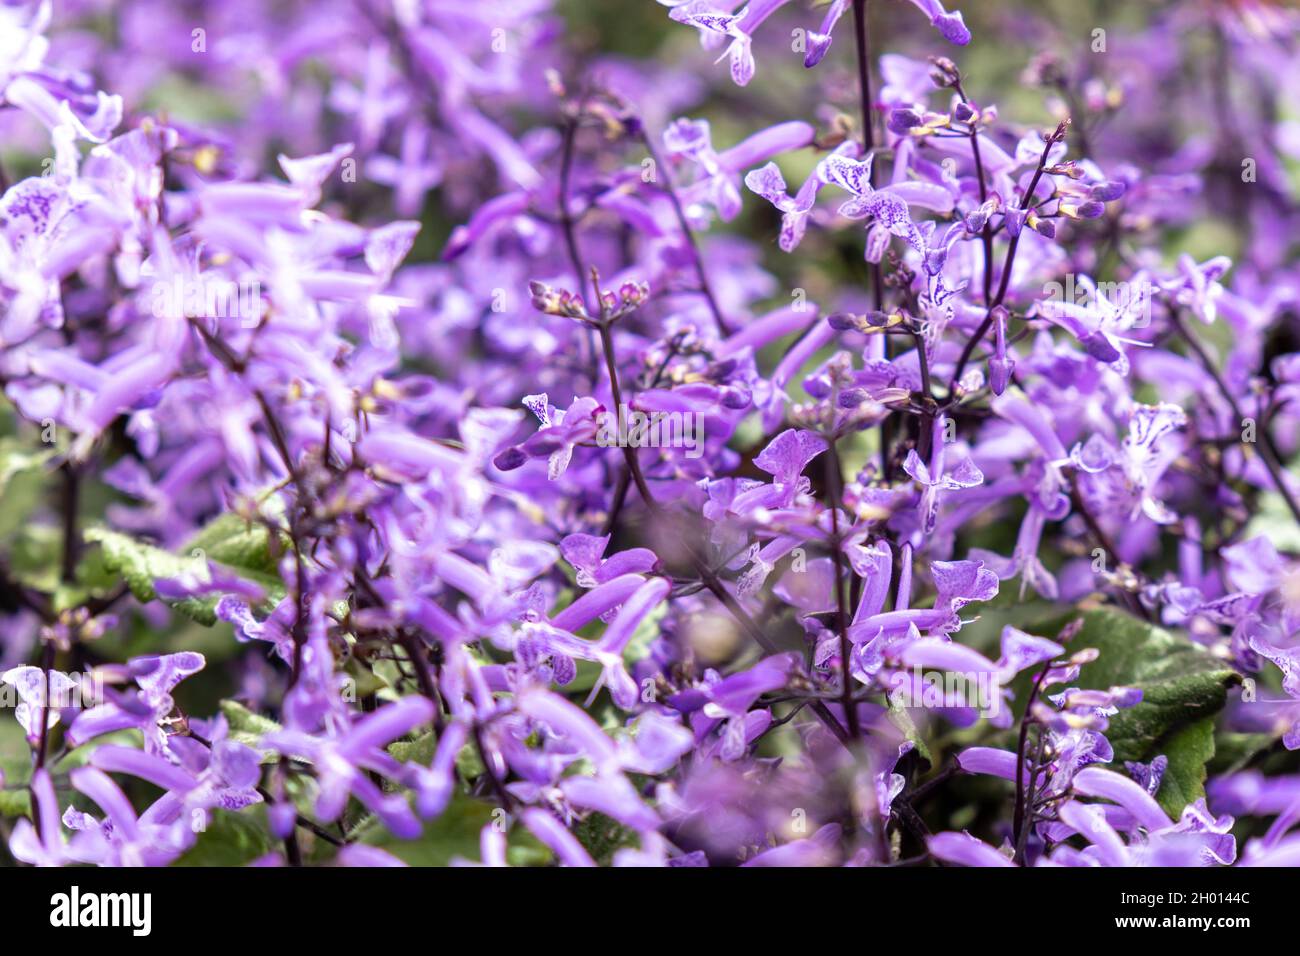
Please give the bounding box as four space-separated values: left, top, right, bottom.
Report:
902 414 984 532
803 0 849 67
904 0 970 45
666 0 791 86
1 0 1298 873
664 116 814 224
817 153 931 261
262 697 435 836
2 666 78 742
68 652 206 756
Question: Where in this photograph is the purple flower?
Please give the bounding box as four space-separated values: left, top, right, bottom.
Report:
904 0 971 45
68 652 206 756
667 0 792 86
902 414 984 532
665 117 814 223
2 0 1297 872
262 696 435 836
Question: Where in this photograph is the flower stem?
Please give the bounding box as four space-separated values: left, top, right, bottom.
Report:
852 0 891 480
948 124 1064 393
851 0 875 155
1011 665 1050 862
824 437 860 740
559 100 601 385
593 306 852 746
1169 307 1300 525
954 79 995 304
639 127 732 335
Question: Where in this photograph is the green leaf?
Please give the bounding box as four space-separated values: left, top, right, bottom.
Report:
0 463 43 541
173 808 275 866
386 731 503 819
6 525 119 611
83 530 192 600
454 742 486 780
52 547 120 613
1152 717 1216 818
87 527 211 620
219 700 281 759
1032 606 1239 816
0 717 33 813
1208 732 1278 775
354 793 550 866
343 658 390 699
0 410 50 540
1244 492 1300 554
0 437 53 498
183 511 284 577
574 811 638 865
6 524 64 593
887 697 933 768
86 526 284 626
0 788 31 817
387 731 435 766
140 75 243 125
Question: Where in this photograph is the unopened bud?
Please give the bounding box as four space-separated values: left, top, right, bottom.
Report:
887 108 923 134
1089 180 1126 201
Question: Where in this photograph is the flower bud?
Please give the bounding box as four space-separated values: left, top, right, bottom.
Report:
1089 180 1126 201
721 386 752 409
493 447 528 471
1003 207 1027 238
989 305 1014 396
838 387 871 408
1109 686 1143 708
928 56 960 88
887 108 923 134
269 802 297 840
1046 161 1083 179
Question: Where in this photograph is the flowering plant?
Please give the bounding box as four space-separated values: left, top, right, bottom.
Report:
1 0 1299 869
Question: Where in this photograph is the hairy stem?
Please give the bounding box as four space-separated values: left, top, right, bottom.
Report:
1169 307 1300 525
594 311 851 746
852 0 891 479
1011 665 1050 863
954 79 995 304
948 125 1064 393
640 128 731 334
824 437 860 739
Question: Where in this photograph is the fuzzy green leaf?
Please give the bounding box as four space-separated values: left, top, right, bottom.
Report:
1151 717 1216 818
1032 606 1238 816
574 811 638 865
219 700 281 758
86 525 284 626
354 793 550 866
173 808 275 866
183 512 284 576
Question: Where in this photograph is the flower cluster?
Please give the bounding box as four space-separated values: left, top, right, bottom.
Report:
1 0 1299 869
